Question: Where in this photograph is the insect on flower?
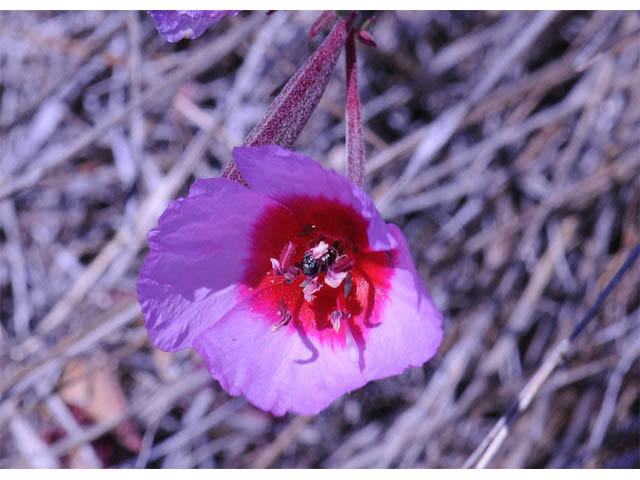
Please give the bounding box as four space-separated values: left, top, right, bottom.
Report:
137 145 443 416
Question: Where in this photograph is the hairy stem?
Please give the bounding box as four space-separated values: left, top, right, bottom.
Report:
223 18 349 184
345 27 365 188
309 10 337 39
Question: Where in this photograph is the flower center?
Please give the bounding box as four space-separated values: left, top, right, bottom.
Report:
269 225 356 332
244 197 392 346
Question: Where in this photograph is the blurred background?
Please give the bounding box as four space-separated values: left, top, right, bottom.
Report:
0 10 638 468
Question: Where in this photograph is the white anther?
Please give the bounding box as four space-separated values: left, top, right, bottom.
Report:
309 241 329 259
270 258 284 275
302 278 322 302
325 269 348 288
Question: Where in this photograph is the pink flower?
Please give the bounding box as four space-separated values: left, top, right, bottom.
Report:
137 146 443 416
148 11 240 42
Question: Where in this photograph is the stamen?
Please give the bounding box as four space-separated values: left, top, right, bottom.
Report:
325 269 348 288
270 258 284 276
330 311 342 332
333 254 354 273
330 309 351 333
283 266 301 283
280 241 296 269
302 278 322 302
308 241 329 259
271 242 300 281
272 298 292 332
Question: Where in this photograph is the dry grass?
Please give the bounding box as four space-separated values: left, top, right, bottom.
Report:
0 11 638 468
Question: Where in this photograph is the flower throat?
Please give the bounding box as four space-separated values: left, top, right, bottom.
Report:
269 224 355 332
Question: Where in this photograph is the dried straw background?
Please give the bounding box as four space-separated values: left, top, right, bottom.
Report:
0 11 638 468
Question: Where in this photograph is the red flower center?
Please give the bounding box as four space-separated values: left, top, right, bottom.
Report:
242 196 393 349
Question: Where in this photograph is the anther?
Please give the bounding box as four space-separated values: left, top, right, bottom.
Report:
308 241 329 259
330 311 341 332
333 254 354 273
330 310 351 333
280 242 296 267
270 258 285 276
325 269 348 288
271 242 301 281
301 278 322 302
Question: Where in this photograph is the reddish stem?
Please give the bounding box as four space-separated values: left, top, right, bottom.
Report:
223 18 349 184
309 10 337 39
345 28 365 188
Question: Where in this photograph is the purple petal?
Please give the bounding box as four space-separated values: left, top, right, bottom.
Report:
148 10 239 42
136 178 292 351
359 223 443 378
232 145 397 252
193 296 369 416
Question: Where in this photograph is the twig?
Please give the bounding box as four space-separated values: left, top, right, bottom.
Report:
2 300 139 396
481 217 578 374
586 336 640 453
48 368 213 458
36 127 216 336
145 400 243 463
251 415 312 468
0 13 262 200
376 11 558 215
402 68 593 200
464 151 640 255
9 414 60 468
463 242 640 468
126 11 157 192
133 415 162 469
40 388 102 468
0 200 31 337
0 12 127 134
